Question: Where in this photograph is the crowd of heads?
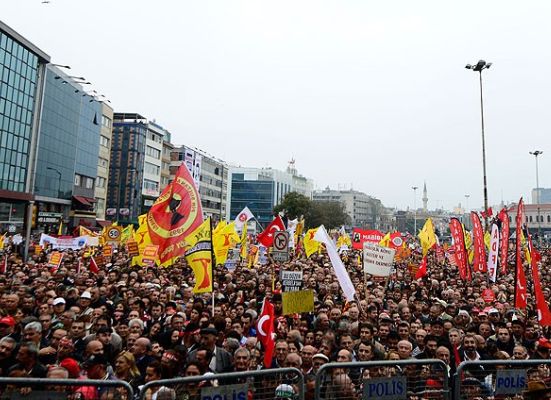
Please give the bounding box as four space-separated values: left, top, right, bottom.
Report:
0 237 549 399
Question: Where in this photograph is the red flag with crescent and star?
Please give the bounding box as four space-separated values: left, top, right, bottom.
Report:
257 216 285 247
147 163 203 265
257 298 275 368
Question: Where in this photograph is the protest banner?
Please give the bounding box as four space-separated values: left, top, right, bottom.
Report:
363 243 396 276
142 244 159 266
352 229 384 250
48 252 63 270
280 270 303 292
103 245 113 258
282 290 314 315
126 240 139 257
39 234 89 250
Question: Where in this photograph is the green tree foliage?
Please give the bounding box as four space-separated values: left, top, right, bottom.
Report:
273 192 312 220
306 201 351 229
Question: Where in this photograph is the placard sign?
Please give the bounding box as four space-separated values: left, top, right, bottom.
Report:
495 369 527 395
282 290 314 315
363 376 407 399
201 384 248 400
363 243 396 276
280 270 303 292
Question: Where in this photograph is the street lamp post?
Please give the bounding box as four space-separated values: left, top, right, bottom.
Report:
466 60 492 229
47 167 62 198
412 186 418 234
529 150 543 243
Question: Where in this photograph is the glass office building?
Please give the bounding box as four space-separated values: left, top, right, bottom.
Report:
0 20 49 232
230 173 275 227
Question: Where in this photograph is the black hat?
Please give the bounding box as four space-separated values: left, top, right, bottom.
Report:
200 327 218 336
86 354 108 367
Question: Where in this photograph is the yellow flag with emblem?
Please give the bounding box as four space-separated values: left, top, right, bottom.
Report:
463 227 474 264
212 222 239 264
379 232 391 248
132 214 152 266
184 218 213 293
120 225 135 244
418 218 437 256
303 228 321 257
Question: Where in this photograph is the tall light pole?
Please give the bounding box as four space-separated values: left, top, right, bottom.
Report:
529 150 543 242
412 186 418 234
466 59 492 229
464 194 470 213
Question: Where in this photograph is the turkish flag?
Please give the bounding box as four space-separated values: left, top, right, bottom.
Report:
415 256 428 279
89 257 99 274
257 298 275 368
257 216 285 247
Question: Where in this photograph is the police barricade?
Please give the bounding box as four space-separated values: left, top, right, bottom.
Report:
0 377 134 400
454 359 551 400
314 359 451 400
138 367 304 400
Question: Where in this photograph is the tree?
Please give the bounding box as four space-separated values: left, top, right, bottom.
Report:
273 192 312 220
306 201 350 229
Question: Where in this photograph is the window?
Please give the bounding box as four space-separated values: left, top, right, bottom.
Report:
529 216 533 223
146 145 161 158
85 177 94 189
145 162 160 176
96 176 106 188
548 215 550 223
98 157 109 168
143 179 159 194
99 135 110 148
101 115 111 128
74 174 81 186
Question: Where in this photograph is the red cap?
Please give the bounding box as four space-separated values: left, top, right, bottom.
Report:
60 358 81 378
0 316 15 327
538 337 551 350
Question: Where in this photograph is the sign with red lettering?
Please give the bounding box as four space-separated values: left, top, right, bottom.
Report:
351 229 384 250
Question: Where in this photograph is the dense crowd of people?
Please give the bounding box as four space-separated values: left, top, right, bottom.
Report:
0 234 549 400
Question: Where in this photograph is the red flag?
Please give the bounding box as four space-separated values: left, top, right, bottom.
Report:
0 257 6 274
527 234 551 326
514 199 527 309
470 212 487 273
498 208 510 274
257 216 285 247
89 257 99 274
449 218 471 281
147 163 204 265
257 298 275 368
481 207 493 219
415 256 428 279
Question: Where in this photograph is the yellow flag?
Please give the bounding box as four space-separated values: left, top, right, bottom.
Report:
0 233 5 250
120 225 135 244
132 214 152 266
58 221 63 236
484 231 491 251
213 220 226 236
304 228 321 257
212 222 239 264
185 218 213 293
379 232 391 248
520 230 531 265
240 224 248 259
79 226 97 237
418 218 437 256
463 227 474 264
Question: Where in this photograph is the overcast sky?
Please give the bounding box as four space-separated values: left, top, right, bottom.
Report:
4 1 550 211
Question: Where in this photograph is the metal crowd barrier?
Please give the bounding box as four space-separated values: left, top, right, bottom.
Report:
315 359 450 400
138 367 305 400
454 359 551 400
0 377 134 400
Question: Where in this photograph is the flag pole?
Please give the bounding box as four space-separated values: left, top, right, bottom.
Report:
209 217 216 318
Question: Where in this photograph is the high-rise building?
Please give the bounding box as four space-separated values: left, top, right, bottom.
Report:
108 113 172 222
228 165 313 226
0 21 49 233
532 188 551 204
170 146 228 222
312 188 384 229
95 103 113 221
34 65 103 231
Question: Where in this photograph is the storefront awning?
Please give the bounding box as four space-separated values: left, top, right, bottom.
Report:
73 196 96 206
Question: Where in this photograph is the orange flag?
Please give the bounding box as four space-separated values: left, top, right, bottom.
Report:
147 163 203 265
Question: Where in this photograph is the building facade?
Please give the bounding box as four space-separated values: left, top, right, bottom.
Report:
95 103 113 221
228 165 313 227
171 146 228 222
313 188 384 229
532 188 551 204
0 21 49 233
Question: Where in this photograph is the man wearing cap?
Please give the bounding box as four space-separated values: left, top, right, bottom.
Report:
78 291 94 322
0 316 16 340
187 327 233 373
51 297 66 324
